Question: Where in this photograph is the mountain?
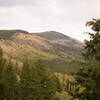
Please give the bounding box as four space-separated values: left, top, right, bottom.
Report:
34 31 82 47
0 30 83 73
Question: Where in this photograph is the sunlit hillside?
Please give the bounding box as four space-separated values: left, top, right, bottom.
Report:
0 30 83 73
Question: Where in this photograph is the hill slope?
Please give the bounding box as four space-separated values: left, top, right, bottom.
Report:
0 30 83 73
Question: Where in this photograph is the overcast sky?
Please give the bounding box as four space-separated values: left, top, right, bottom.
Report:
0 0 99 41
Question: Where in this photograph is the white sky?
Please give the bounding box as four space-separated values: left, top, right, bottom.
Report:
0 0 100 41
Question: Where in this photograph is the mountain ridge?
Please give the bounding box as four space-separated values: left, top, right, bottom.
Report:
0 29 83 73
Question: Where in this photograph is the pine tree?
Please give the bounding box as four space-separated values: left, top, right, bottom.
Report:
34 59 57 100
0 47 6 100
0 47 20 100
4 60 20 100
20 59 42 100
20 59 31 100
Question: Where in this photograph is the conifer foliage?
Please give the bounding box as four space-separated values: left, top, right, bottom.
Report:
0 47 6 100
70 19 100 100
83 19 100 61
0 48 59 100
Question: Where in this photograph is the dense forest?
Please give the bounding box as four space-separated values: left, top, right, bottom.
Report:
0 19 100 100
0 46 64 100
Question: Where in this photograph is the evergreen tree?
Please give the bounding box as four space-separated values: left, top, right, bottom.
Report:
69 63 100 100
4 60 20 100
34 59 56 100
20 59 42 100
0 47 6 100
20 59 31 100
0 47 20 100
83 19 100 61
70 19 100 100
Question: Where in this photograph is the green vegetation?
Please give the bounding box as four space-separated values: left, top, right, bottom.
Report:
0 30 28 39
83 19 100 61
55 91 72 100
0 18 100 100
49 63 80 74
0 47 62 100
34 31 71 40
0 47 20 100
69 18 100 100
0 29 82 74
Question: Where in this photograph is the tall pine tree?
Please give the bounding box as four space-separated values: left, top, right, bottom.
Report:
0 47 6 100
4 60 20 100
20 59 42 100
34 59 56 100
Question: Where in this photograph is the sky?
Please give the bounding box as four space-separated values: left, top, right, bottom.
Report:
0 0 99 41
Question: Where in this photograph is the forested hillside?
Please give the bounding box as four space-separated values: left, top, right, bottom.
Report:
0 30 83 73
0 19 100 100
0 47 63 100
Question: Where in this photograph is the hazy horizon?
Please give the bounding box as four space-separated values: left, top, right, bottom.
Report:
0 0 99 41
